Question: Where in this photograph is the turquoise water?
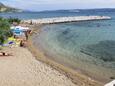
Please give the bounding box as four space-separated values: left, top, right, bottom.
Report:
32 11 115 82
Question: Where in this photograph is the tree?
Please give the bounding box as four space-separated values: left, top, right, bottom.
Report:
0 17 12 45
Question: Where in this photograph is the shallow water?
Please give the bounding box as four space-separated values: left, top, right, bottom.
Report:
33 19 115 82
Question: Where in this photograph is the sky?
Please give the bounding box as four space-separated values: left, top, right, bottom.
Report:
1 0 115 11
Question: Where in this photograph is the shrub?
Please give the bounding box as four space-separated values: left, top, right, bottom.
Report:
8 17 21 24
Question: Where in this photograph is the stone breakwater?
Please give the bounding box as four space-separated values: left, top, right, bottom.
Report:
22 16 111 24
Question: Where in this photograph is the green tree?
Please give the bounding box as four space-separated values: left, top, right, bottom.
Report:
0 17 12 45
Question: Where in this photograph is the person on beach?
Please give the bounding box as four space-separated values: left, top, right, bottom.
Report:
20 40 27 47
20 40 24 47
0 52 12 56
25 31 28 40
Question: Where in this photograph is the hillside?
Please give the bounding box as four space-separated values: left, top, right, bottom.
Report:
0 2 22 12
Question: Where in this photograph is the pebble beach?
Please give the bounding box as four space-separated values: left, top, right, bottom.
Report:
0 47 76 86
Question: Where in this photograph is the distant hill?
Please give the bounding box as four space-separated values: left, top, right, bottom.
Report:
0 2 23 12
38 8 115 13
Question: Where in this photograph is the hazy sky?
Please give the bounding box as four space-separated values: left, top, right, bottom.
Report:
1 0 115 11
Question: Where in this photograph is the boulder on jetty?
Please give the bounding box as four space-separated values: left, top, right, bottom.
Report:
22 16 111 24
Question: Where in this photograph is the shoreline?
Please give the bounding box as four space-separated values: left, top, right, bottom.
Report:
27 24 103 86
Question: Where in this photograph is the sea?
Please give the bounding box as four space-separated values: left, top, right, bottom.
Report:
1 9 115 82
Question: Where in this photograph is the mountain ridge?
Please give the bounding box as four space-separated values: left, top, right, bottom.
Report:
0 2 23 12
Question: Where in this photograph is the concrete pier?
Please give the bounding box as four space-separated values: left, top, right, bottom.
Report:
22 16 111 24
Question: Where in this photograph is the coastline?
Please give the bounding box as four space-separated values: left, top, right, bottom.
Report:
27 24 103 86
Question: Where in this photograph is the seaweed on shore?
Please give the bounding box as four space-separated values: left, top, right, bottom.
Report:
80 40 115 62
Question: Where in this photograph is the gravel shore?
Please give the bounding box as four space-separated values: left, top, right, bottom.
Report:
0 47 76 86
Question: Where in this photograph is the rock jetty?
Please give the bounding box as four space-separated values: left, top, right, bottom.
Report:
22 16 111 24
